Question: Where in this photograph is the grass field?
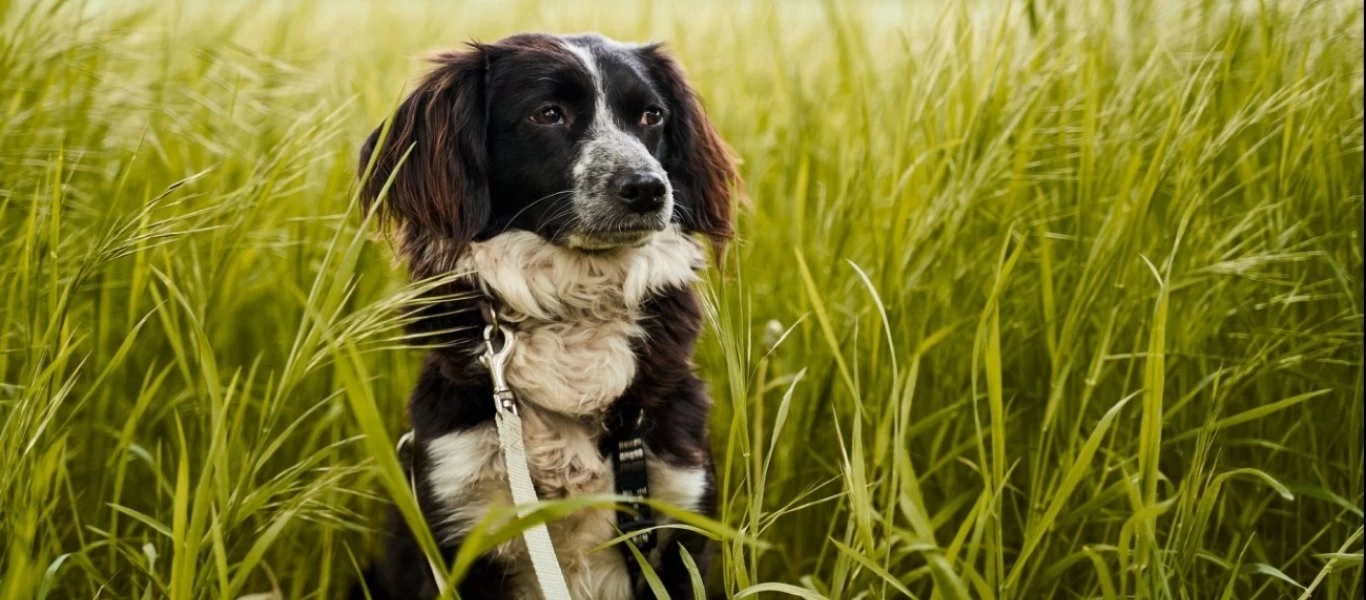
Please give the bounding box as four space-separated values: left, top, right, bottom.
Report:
2 0 1363 598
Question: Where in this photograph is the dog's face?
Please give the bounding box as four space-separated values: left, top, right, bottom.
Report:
486 35 677 250
359 33 739 273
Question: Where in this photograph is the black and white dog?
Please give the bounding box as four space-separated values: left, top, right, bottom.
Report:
353 33 740 599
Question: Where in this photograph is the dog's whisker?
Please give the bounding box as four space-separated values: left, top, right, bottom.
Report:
672 202 696 221
497 190 574 234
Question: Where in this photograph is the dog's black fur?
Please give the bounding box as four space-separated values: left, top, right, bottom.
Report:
350 33 739 599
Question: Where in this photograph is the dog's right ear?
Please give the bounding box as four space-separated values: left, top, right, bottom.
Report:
358 46 490 269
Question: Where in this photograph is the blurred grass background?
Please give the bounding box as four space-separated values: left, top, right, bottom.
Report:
1 0 1363 598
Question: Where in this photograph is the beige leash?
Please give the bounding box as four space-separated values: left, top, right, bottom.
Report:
395 318 572 599
479 322 572 599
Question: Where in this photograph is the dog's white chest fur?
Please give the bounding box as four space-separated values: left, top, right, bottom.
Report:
425 227 707 599
460 226 701 415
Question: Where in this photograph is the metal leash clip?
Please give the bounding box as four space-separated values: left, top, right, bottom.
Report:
473 302 572 598
479 323 518 416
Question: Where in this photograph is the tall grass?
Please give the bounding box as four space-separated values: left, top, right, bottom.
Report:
1 0 1362 598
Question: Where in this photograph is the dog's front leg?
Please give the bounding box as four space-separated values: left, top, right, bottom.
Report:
403 363 515 599
653 481 717 598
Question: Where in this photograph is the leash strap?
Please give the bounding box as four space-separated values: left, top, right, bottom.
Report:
480 316 573 599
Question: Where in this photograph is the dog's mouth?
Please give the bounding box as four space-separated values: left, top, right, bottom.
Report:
563 226 662 251
561 206 669 251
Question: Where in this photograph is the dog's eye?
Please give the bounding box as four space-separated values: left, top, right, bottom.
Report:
641 106 664 127
530 105 566 126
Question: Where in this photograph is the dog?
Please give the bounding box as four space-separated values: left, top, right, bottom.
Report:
351 33 740 600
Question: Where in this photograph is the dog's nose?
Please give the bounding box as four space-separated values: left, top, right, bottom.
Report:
615 172 667 213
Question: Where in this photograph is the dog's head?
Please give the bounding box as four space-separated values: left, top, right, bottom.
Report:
358 33 739 276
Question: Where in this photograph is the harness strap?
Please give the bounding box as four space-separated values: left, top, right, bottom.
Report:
608 404 657 592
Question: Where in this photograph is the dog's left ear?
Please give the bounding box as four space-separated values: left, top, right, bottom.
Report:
357 45 491 278
639 44 743 253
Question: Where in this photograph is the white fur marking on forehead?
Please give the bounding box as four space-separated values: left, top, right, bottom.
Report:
564 40 623 137
564 42 604 95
